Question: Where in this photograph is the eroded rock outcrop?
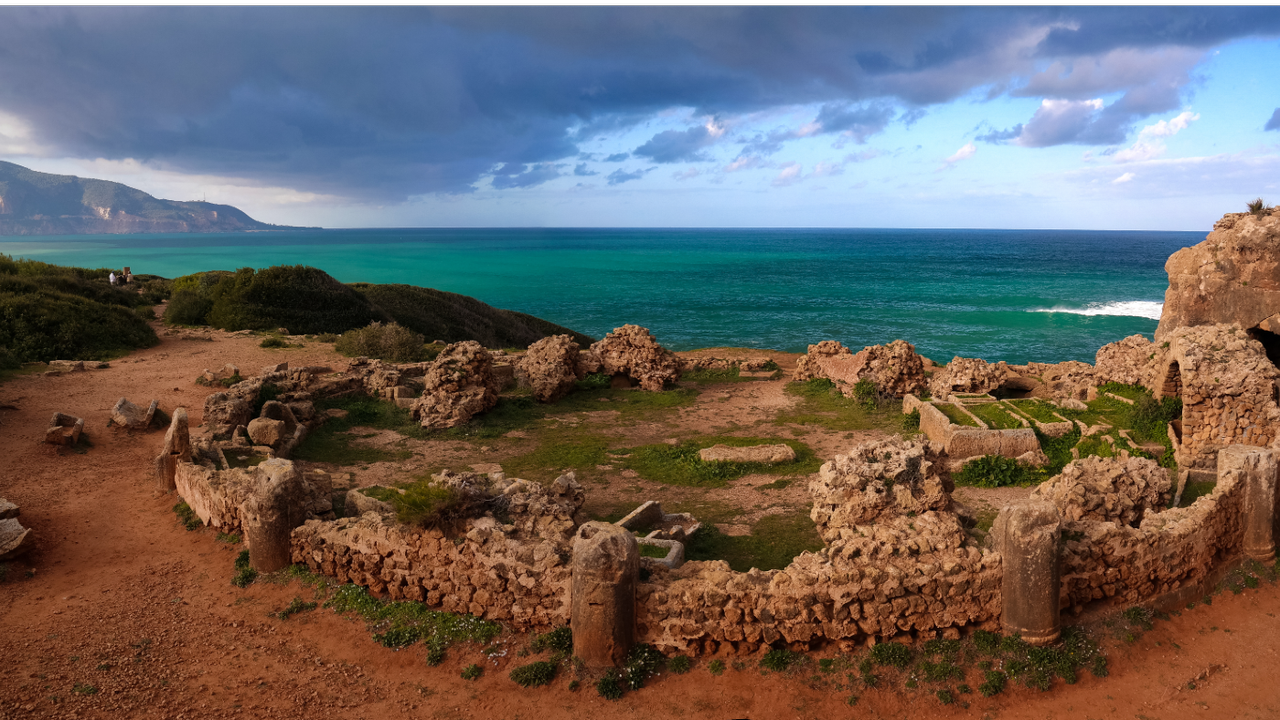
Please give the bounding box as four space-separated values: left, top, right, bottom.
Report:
1022 360 1096 402
1157 207 1280 340
1031 456 1172 526
411 341 500 429
589 325 680 391
929 357 1008 398
795 339 926 398
809 436 951 535
515 334 583 402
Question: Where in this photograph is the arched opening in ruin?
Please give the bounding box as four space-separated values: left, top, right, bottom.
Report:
993 376 1036 400
1246 326 1280 370
1162 360 1184 444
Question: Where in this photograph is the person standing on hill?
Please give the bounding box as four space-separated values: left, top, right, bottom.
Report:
109 271 116 286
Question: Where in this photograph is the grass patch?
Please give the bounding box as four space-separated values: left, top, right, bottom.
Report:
965 402 1024 429
683 511 823 572
224 451 268 469
173 501 202 531
324 583 502 656
760 647 805 673
461 664 483 680
1098 382 1147 402
276 597 319 619
443 386 700 440
510 661 557 688
936 403 980 427
1179 480 1216 507
502 433 613 481
623 436 819 488
775 379 909 433
639 544 671 559
292 395 422 465
215 532 242 545
953 455 1045 488
232 550 258 588
1008 399 1066 424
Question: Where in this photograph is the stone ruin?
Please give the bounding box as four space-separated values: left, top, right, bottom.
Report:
515 334 586 403
929 356 1009 398
1031 455 1171 526
588 324 681 391
412 341 502 429
794 339 927 398
0 497 30 561
110 397 159 430
44 412 84 446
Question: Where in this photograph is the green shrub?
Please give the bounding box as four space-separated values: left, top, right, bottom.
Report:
953 454 1044 488
668 655 692 674
0 346 20 371
760 647 804 673
164 288 213 326
708 659 725 676
979 670 1007 696
621 644 665 690
334 321 429 362
172 501 202 531
531 626 573 655
0 275 158 362
596 671 625 700
232 550 257 588
395 484 472 531
509 660 557 688
425 643 446 666
277 597 318 619
461 664 483 681
259 336 289 348
1248 197 1270 216
870 642 913 669
191 265 384 335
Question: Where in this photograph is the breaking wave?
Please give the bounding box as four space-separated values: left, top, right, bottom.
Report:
1031 301 1163 321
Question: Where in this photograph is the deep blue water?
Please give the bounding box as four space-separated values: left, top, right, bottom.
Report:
0 227 1203 364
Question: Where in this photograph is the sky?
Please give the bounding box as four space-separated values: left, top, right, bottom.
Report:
1 6 1279 231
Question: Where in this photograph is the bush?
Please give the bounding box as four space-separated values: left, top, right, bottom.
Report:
260 336 289 348
0 268 159 362
1248 197 1270 216
531 626 573 656
395 484 474 530
953 454 1044 488
334 321 429 362
232 550 257 588
509 660 557 688
0 346 19 371
760 647 804 673
870 642 913 669
596 671 625 700
164 288 213 326
461 664 483 680
197 266 384 335
668 655 692 674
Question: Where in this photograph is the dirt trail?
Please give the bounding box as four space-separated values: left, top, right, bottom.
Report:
2 323 1280 719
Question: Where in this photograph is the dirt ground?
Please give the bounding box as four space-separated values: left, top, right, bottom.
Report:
3 320 1280 719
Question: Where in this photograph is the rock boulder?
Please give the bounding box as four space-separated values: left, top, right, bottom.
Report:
795 339 926 398
589 325 680 391
412 341 500 429
515 334 583 402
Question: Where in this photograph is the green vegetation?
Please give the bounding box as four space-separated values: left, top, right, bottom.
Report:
292 395 422 465
1098 382 1146 401
276 597 319 619
623 437 819 488
936 403 980 427
232 550 258 588
510 660 558 688
775 378 909 433
965 402 1025 429
953 455 1044 488
1179 480 1217 507
870 642 913 669
668 655 692 674
335 321 436 362
502 434 612 482
639 544 670 559
1008 399 1066 424
760 647 805 673
683 511 823 572
530 626 573 656
1248 197 1271 216
708 659 725 676
215 532 242 545
172 501 202 531
596 671 625 699
461 664 483 680
0 254 159 364
351 282 593 349
324 583 501 657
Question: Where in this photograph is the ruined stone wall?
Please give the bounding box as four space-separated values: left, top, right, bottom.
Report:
1057 467 1245 609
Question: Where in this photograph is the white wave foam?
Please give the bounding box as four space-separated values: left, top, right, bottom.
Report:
1031 301 1163 321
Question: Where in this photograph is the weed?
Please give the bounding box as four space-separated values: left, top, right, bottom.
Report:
979 670 1007 696
621 643 665 690
668 655 692 674
510 660 557 688
323 583 501 655
870 642 913 669
531 627 573 657
277 597 318 620
232 550 257 588
936 688 955 705
172 501 202 531
425 643 446 666
216 532 241 545
292 395 422 465
259 336 290 348
708 659 725 676
901 409 921 432
596 670 625 700
760 647 805 673
953 454 1044 488
72 683 97 696
461 663 483 680
1248 197 1270 216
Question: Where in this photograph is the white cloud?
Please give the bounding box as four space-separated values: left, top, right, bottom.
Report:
1112 172 1135 184
672 167 701 181
0 110 46 155
1112 111 1199 163
723 155 768 173
938 142 976 170
772 162 802 187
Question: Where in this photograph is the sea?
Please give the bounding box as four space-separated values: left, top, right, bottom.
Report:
0 227 1203 365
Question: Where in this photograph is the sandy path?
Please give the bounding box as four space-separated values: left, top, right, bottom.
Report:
2 323 1280 719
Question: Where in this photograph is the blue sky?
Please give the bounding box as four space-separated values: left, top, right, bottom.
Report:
1 6 1279 230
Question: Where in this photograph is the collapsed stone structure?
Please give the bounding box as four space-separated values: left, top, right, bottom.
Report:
515 334 585 403
589 325 681 391
929 357 1009 398
412 341 501 429
1031 456 1171 526
1094 335 1157 387
794 339 926 398
0 497 30 561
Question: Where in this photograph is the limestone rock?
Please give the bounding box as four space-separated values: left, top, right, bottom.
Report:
809 436 950 535
1095 335 1157 387
0 517 30 560
345 488 397 516
204 392 252 437
795 340 926 398
201 364 240 384
698 443 796 464
1031 455 1172 526
515 334 583 402
571 522 639 667
111 397 158 429
929 357 1008 398
589 325 680 391
1025 361 1096 402
0 498 18 520
411 341 500 429
45 412 84 445
247 417 287 447
1156 207 1280 339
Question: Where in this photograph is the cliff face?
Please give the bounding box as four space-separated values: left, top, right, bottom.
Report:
0 161 299 235
1156 207 1280 341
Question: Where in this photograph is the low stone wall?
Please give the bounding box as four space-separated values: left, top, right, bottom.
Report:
917 401 1040 460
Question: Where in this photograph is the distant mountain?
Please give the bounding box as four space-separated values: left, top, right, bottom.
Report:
0 161 309 235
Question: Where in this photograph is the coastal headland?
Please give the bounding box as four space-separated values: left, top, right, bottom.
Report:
3 205 1280 718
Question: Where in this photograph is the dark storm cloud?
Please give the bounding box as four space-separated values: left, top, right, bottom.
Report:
1267 109 1280 132
1 6 1278 200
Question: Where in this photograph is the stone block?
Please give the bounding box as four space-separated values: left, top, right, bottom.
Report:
698 443 796 464
45 412 84 445
572 522 638 668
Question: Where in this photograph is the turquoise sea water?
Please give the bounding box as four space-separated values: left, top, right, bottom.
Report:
0 227 1203 364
